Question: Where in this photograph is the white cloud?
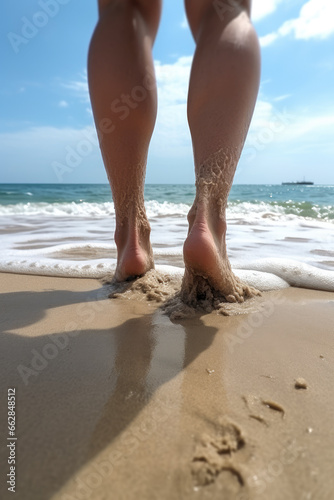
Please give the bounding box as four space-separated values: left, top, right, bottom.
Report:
2 96 334 185
0 58 194 182
58 100 68 108
260 0 334 47
317 60 334 71
151 56 192 150
273 94 291 102
252 0 283 22
62 71 89 102
180 15 188 29
155 56 192 106
282 113 334 142
5 55 333 184
279 0 334 40
259 33 279 47
245 98 334 156
64 57 193 109
0 126 104 183
237 97 334 183
64 57 194 151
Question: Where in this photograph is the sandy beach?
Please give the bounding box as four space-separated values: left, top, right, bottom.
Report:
2 0 334 497
1 271 334 500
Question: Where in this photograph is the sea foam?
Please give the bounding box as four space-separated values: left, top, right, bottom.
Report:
1 258 334 293
0 200 333 221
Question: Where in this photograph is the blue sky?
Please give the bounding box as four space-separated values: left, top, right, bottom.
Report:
1 0 334 184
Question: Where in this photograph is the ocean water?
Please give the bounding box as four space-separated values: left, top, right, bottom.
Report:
0 183 334 281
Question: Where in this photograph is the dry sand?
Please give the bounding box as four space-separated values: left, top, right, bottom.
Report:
1 272 334 500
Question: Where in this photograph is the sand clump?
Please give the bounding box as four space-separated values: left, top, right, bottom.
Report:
295 378 308 390
105 269 263 319
106 269 181 305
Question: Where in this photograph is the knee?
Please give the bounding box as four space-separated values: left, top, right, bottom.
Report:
185 0 251 39
185 0 251 17
98 0 161 24
98 0 161 38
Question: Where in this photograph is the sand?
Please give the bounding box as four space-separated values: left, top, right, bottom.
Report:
1 272 334 500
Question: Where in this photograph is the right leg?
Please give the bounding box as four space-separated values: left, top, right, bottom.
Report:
183 0 261 302
88 0 161 281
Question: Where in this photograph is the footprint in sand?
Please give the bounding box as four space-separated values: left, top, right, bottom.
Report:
191 418 245 489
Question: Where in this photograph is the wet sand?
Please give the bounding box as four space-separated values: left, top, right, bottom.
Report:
1 272 334 500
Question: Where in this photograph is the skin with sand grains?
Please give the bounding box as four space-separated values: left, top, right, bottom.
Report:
87 0 261 309
182 147 261 306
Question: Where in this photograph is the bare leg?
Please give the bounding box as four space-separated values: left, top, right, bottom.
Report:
183 0 261 302
88 0 161 281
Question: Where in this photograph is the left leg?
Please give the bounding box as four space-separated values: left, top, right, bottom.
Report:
88 0 161 281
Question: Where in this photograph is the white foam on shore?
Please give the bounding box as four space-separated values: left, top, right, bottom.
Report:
234 258 334 292
0 199 333 221
1 258 334 293
0 200 190 218
0 259 114 279
1 206 334 293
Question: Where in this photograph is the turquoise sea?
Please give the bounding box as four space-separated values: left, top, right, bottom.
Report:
1 183 334 220
0 183 333 277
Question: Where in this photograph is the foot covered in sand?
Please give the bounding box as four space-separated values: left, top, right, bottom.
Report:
182 210 261 305
113 220 154 282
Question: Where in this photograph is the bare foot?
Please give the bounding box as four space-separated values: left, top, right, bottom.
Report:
114 221 154 281
183 207 260 303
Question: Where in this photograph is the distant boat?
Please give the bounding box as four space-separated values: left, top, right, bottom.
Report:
282 180 314 186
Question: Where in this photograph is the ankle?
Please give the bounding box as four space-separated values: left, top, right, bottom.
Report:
114 217 151 249
188 199 227 237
